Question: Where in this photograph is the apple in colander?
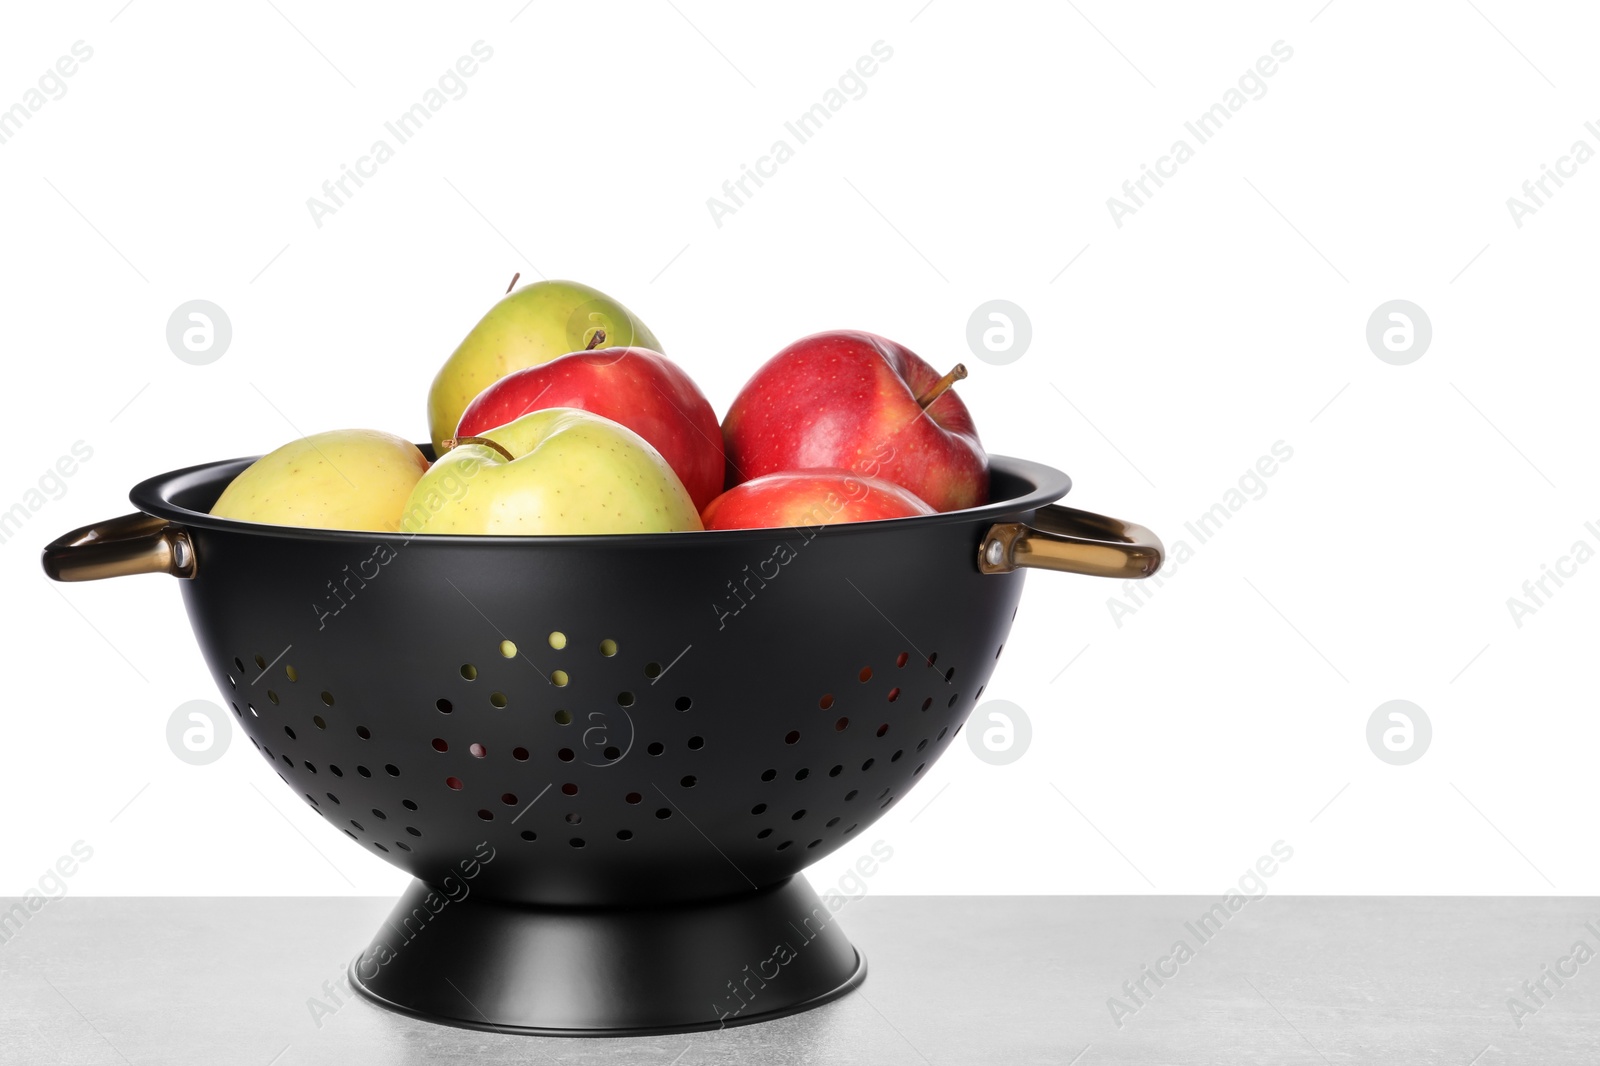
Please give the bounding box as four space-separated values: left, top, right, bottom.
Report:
401 407 702 535
701 470 933 530
210 429 429 532
721 330 988 512
454 339 725 513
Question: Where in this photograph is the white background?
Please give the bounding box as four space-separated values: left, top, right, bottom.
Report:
1 0 1594 899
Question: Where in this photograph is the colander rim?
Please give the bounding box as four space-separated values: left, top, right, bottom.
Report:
128 451 1072 546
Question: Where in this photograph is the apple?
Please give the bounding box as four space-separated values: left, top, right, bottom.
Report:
401 408 701 535
722 330 988 512
211 429 428 532
427 279 662 454
701 470 933 530
455 343 725 512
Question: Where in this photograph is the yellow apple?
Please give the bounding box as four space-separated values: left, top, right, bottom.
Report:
212 429 428 532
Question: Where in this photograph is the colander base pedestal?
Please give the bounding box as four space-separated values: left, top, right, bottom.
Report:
348 876 866 1036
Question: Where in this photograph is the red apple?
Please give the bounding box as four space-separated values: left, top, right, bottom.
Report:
456 346 725 511
701 470 934 530
722 330 988 512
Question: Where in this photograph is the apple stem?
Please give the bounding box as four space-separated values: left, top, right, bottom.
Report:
442 435 516 462
505 272 520 294
918 364 968 409
585 329 608 351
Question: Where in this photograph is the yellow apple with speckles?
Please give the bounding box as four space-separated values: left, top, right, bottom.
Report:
211 430 429 532
401 408 701 535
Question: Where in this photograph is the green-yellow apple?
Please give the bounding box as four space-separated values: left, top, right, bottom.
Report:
211 429 428 532
401 408 701 535
427 280 662 454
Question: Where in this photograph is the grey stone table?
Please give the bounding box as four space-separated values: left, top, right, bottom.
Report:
1 896 1595 1064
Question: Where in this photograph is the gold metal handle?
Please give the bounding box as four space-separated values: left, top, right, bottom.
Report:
42 513 196 582
978 504 1162 580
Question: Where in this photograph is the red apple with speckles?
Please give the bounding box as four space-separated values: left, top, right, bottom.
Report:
455 344 725 511
701 470 934 530
721 330 988 512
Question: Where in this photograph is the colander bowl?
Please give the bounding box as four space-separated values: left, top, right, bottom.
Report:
43 452 1161 1035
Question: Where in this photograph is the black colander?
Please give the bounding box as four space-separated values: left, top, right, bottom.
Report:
43 452 1161 1035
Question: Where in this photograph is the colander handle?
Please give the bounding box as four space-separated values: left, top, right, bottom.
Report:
977 504 1163 579
42 513 196 582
